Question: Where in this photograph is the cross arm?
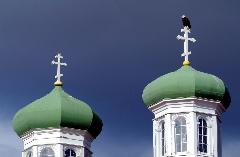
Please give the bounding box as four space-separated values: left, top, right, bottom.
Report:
189 38 196 43
52 61 57 65
60 63 67 66
177 35 185 40
55 55 63 59
181 51 191 56
55 74 63 78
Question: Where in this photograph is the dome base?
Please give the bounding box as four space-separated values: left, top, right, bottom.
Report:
183 60 190 66
54 80 63 86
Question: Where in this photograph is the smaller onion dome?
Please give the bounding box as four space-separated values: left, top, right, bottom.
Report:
142 65 231 108
12 86 103 138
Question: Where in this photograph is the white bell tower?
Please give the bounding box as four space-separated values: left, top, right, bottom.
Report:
142 16 231 157
13 52 103 157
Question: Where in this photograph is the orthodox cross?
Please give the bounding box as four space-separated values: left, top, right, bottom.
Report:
176 26 196 65
52 53 67 86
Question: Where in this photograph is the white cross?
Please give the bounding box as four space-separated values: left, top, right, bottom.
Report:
52 53 67 84
176 26 196 65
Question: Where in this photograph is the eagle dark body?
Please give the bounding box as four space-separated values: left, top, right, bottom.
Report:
182 16 191 29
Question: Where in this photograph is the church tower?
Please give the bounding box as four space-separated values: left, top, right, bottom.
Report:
12 53 103 157
142 16 231 157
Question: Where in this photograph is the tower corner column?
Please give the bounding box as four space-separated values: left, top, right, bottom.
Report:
165 113 173 156
187 112 197 156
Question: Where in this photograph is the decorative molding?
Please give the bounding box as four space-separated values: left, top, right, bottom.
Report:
171 113 187 122
22 127 94 142
149 97 225 115
21 127 94 152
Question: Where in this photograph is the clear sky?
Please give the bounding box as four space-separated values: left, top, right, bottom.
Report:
0 0 239 156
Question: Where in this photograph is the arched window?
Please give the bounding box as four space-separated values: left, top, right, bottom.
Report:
64 149 76 157
40 147 55 157
198 118 207 153
175 116 187 152
160 121 166 156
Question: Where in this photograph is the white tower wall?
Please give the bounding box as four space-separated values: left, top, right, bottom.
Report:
149 98 225 157
21 128 94 157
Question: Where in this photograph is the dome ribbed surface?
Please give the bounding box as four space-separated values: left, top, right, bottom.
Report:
142 65 231 108
12 86 102 138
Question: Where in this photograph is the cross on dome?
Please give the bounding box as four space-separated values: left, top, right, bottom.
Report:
176 16 196 65
52 52 67 86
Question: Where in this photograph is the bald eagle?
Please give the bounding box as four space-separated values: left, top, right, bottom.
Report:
182 15 191 29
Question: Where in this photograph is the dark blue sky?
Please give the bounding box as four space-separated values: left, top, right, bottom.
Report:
0 0 239 156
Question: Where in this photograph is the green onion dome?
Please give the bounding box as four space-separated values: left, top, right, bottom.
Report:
142 65 231 108
12 86 103 138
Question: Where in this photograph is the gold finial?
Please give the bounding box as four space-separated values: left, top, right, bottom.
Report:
54 80 63 86
183 60 190 66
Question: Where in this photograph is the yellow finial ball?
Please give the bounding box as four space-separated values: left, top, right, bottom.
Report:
183 60 190 66
54 80 63 86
